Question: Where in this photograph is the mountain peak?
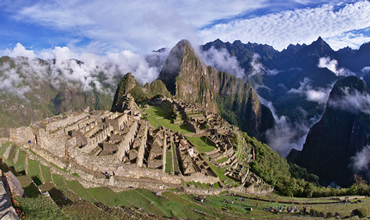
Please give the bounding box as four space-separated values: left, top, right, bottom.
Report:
157 39 205 95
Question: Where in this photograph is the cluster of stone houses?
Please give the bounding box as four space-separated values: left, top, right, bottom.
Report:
4 95 272 194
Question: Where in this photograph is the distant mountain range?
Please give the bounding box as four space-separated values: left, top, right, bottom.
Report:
2 37 370 187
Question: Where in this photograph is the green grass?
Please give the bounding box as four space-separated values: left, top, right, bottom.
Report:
40 165 52 183
62 200 116 220
187 136 216 153
136 188 208 219
87 187 132 207
165 150 173 174
16 195 67 219
65 180 96 203
71 173 80 178
207 162 240 187
5 145 18 166
14 150 27 172
171 142 181 174
52 174 68 191
28 159 43 185
217 157 228 163
0 142 11 156
162 192 220 218
143 106 192 134
119 189 190 218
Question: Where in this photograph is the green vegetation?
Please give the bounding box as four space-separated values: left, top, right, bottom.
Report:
14 150 27 173
65 180 96 203
187 136 216 153
52 174 68 191
71 172 80 178
40 165 52 183
217 157 228 163
165 150 173 174
0 142 11 155
87 187 131 207
17 196 67 219
143 105 192 134
28 159 43 185
246 132 370 198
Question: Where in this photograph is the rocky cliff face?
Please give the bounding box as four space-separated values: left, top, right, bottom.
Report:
112 40 274 139
287 76 370 187
158 40 275 139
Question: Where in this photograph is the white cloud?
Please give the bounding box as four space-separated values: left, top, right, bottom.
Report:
351 145 370 172
260 96 320 157
1 43 163 99
5 1 368 53
326 31 370 50
0 64 31 99
3 43 36 59
362 66 370 73
248 54 264 77
318 57 354 76
200 46 245 78
266 69 280 76
9 0 268 53
329 88 370 115
199 1 370 51
246 53 279 77
288 77 332 104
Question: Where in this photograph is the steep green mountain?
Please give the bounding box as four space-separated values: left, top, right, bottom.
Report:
111 40 274 139
0 56 117 132
287 76 370 187
157 40 275 139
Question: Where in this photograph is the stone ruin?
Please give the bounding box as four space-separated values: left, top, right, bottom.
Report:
3 97 272 195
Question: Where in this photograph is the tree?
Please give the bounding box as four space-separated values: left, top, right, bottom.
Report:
354 174 367 186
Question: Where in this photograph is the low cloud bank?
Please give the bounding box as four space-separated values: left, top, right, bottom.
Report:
318 57 354 76
1 43 167 99
248 53 280 77
288 77 332 105
351 146 370 173
329 89 370 115
260 97 320 157
201 46 245 79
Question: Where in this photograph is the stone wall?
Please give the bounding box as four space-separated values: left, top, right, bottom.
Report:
184 187 224 195
9 126 34 143
136 122 148 167
162 132 167 172
139 168 181 184
116 121 138 161
68 146 120 172
28 143 68 169
64 117 96 135
82 124 113 154
45 113 88 132
106 113 127 130
38 129 68 158
115 164 140 178
69 130 87 147
182 172 219 184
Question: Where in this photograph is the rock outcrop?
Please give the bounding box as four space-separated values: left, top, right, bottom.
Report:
157 40 275 139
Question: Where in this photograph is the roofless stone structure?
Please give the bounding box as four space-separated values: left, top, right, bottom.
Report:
2 97 272 195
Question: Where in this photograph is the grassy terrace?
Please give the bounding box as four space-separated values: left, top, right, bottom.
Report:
143 105 192 134
186 136 216 154
28 159 43 185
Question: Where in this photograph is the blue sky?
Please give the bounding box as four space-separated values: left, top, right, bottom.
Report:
1 0 370 56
